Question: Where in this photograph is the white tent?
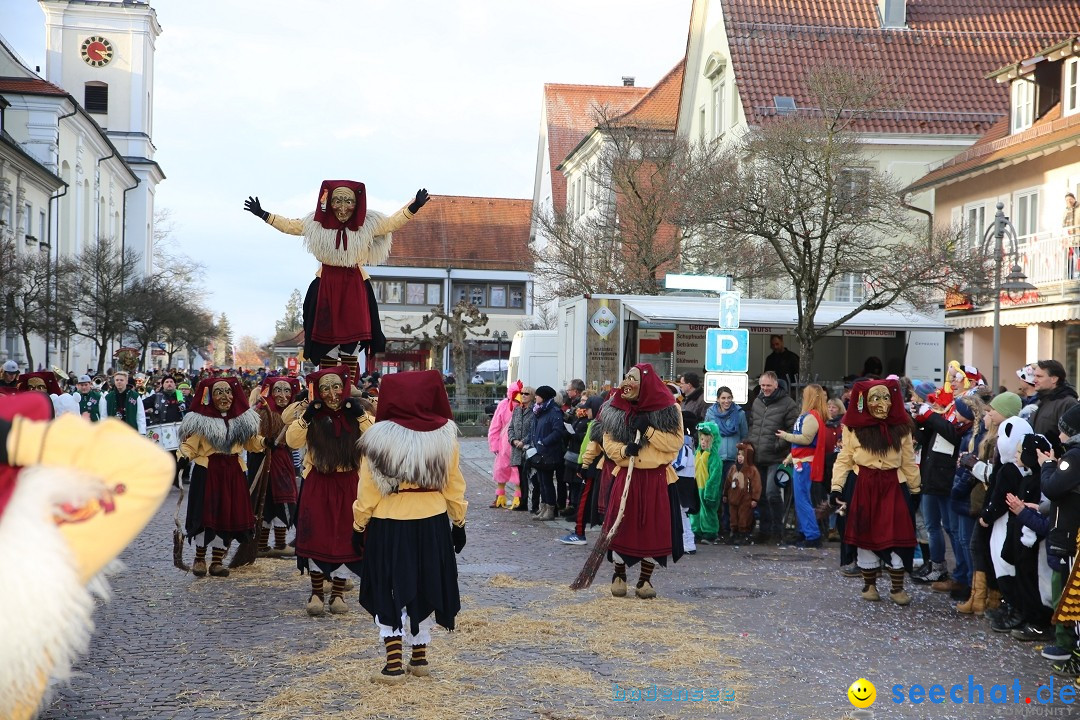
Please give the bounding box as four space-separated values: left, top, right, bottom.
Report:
475 359 509 372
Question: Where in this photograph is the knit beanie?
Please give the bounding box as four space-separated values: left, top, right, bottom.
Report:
913 381 936 401
1059 403 1080 439
535 385 557 402
954 396 976 421
989 392 1022 420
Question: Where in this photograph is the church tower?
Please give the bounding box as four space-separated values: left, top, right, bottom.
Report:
38 0 164 276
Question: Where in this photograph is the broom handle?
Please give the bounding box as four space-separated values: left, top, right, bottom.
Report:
606 430 641 538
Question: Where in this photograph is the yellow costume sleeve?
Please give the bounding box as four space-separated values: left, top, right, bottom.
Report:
831 426 856 493
266 214 303 235
373 205 414 236
352 459 380 531
7 415 173 584
900 433 921 492
443 446 468 527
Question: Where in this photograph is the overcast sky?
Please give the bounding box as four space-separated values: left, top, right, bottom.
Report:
4 0 692 343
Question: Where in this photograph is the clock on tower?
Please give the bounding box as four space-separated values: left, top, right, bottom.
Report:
80 36 114 68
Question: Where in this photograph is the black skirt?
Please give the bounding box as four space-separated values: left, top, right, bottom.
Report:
359 513 460 635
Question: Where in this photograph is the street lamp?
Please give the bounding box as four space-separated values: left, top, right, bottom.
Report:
961 202 1036 391
494 330 508 384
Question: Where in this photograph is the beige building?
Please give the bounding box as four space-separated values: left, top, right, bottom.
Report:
908 37 1080 387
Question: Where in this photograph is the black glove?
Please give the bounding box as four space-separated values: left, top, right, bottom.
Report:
451 524 466 554
408 188 430 214
341 399 364 419
959 452 978 470
302 401 321 423
244 196 269 221
294 387 308 404
829 489 843 508
351 529 366 557
908 491 922 515
631 416 651 438
624 442 640 458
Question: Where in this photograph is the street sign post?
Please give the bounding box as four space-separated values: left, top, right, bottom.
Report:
705 328 749 373
718 292 741 329
704 372 749 404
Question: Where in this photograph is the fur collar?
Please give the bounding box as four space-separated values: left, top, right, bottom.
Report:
301 209 391 267
358 420 459 495
595 402 682 446
180 407 260 453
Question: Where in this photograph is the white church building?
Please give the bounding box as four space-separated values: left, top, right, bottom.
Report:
0 0 163 372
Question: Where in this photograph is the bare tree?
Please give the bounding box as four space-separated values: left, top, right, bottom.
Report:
126 275 187 368
63 237 141 374
401 300 490 401
161 308 216 369
3 247 75 369
682 64 987 377
521 301 557 331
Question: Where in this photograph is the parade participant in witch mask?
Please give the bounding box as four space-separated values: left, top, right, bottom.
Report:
247 376 302 558
244 181 430 380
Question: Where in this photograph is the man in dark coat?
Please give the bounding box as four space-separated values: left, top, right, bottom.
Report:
744 371 799 543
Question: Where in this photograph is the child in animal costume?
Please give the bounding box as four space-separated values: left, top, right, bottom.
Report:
691 421 723 544
0 392 173 720
597 363 684 599
287 366 373 616
352 369 466 684
830 379 921 605
723 442 762 545
487 380 523 508
248 376 302 558
244 183 430 377
180 376 269 578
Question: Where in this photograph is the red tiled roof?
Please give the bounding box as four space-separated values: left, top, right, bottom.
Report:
543 84 649 210
0 76 68 97
908 103 1080 191
720 0 1080 135
612 60 686 131
385 195 533 271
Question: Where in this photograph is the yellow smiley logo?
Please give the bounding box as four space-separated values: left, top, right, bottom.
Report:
847 678 876 708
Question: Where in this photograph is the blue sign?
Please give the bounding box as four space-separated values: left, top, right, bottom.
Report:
718 292 741 329
705 328 749 373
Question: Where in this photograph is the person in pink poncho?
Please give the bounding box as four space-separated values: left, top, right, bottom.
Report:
488 380 524 508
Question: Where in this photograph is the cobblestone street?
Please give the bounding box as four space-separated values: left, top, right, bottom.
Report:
39 438 1078 719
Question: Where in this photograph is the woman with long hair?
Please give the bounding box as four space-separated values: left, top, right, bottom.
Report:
777 384 829 548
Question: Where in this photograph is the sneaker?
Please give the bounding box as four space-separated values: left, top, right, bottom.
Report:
1011 624 1050 642
839 563 861 578
795 538 822 549
991 610 1024 633
913 563 946 584
1042 645 1073 661
558 533 587 546
1053 652 1080 678
560 506 577 519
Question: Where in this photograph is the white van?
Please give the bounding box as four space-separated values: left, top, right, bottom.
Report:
507 330 558 389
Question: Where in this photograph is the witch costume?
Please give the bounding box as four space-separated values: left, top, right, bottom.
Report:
353 369 466 685
597 363 684 599
180 376 267 578
247 375 302 558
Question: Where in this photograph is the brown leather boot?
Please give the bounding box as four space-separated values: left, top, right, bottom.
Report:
983 587 1003 617
957 571 985 614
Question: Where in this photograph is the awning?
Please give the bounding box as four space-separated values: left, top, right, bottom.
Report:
947 302 1080 329
619 296 951 332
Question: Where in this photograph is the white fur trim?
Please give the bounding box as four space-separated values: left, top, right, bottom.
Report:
358 421 459 495
180 408 261 453
0 466 108 718
301 210 392 267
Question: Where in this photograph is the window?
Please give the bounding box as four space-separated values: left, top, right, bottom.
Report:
712 83 725 137
23 203 31 235
489 286 507 308
453 286 467 304
39 210 46 242
509 287 524 308
1066 58 1080 116
406 282 426 305
964 203 987 247
469 285 486 306
837 168 871 212
833 273 865 302
384 281 404 304
774 96 797 116
698 106 706 142
1012 79 1034 132
84 82 108 114
1014 189 1040 242
426 283 441 306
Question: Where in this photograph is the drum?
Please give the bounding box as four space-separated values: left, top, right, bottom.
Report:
147 421 182 451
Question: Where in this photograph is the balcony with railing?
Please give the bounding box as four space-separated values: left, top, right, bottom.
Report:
1018 224 1080 289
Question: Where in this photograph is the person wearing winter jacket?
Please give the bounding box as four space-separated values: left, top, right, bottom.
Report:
529 386 567 521
704 386 748 534
745 372 799 543
950 395 990 609
507 387 536 512
1032 360 1079 440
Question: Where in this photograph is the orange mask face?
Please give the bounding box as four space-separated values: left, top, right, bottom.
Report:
620 367 641 401
212 381 233 412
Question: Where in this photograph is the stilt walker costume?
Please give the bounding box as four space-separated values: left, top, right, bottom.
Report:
286 366 372 617
180 377 268 578
244 183 429 375
353 369 466 685
248 376 302 558
0 393 173 720
829 379 921 605
16 371 63 396
487 380 523 508
597 364 684 599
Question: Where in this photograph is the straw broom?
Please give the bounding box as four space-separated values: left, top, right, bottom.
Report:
570 431 640 590
230 425 289 569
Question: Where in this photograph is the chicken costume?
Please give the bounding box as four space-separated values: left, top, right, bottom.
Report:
487 380 523 508
0 393 172 720
180 376 267 577
596 363 684 599
353 369 466 684
244 182 428 377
